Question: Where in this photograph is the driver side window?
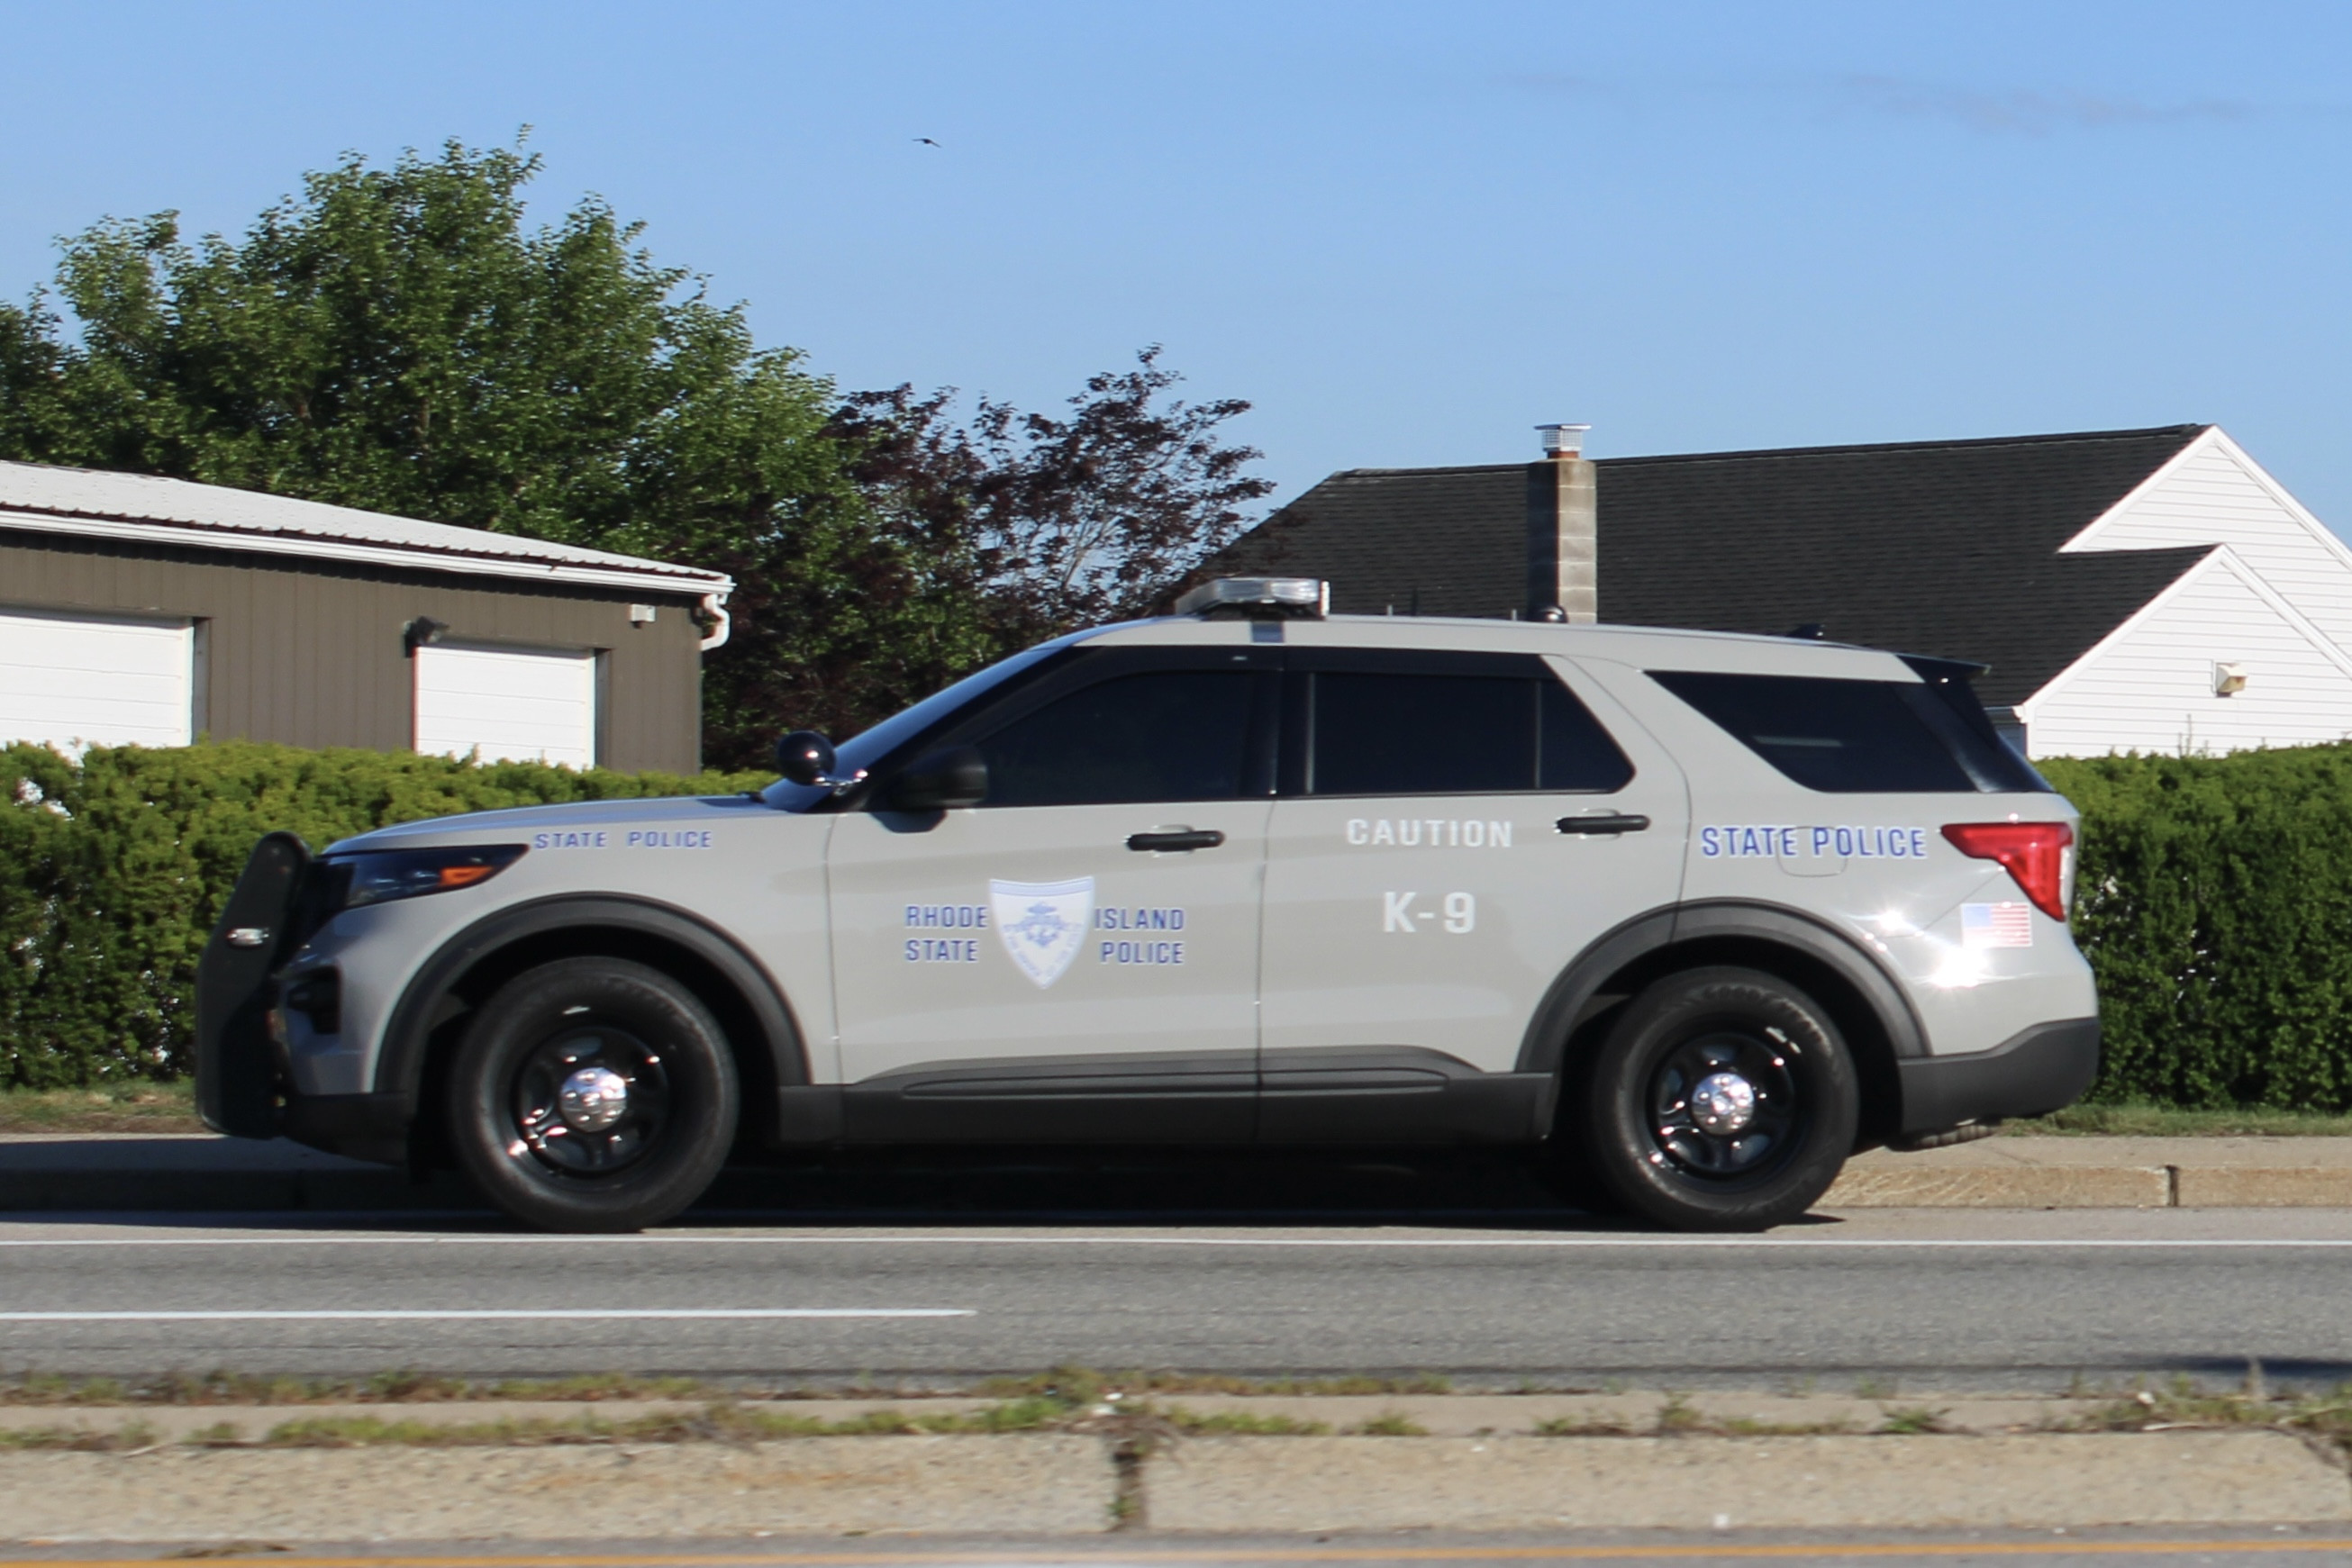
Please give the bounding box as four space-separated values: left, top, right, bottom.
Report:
977 670 1258 807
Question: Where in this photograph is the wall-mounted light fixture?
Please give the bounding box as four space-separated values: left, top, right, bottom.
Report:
2214 661 2248 697
628 603 658 625
404 616 450 653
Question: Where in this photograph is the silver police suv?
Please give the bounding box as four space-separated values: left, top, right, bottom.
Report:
197 579 2097 1232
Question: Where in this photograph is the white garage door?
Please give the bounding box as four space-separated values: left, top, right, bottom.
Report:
413 643 598 768
0 608 195 754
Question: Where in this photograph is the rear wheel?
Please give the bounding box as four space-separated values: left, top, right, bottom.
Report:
1582 965 1857 1231
448 957 738 1232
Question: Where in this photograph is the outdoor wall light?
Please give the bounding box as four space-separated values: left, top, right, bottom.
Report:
2214 661 2249 697
404 615 450 652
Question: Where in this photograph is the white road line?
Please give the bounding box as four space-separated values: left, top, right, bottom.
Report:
1 1234 2350 1250
0 1309 971 1322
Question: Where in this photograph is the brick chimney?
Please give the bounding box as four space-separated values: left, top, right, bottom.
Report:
1526 423 1596 623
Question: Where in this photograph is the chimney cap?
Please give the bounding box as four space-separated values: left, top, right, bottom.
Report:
1536 422 1591 458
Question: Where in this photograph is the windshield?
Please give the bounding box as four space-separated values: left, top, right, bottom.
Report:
758 634 1084 811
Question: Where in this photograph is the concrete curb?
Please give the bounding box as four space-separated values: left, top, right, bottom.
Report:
1149 1434 2352 1532
0 1437 1115 1541
0 1432 2344 1541
11 1134 2352 1213
1827 1137 2352 1210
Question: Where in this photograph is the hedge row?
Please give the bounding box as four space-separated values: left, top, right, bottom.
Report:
9 739 2352 1110
0 742 767 1088
2041 746 2352 1111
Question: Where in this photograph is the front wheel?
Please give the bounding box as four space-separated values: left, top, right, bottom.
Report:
1582 965 1857 1231
447 957 738 1232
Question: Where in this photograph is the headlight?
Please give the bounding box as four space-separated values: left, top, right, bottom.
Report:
321 844 528 912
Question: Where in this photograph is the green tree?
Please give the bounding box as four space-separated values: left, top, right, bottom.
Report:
1 140 845 558
0 138 949 764
0 140 1272 766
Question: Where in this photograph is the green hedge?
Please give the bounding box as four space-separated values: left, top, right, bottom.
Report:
0 742 767 1089
2043 746 2352 1111
12 739 2352 1110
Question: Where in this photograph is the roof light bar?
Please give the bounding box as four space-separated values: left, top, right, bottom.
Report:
1175 577 1330 620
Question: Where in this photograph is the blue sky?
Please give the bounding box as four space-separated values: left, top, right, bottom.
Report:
5 1 2348 527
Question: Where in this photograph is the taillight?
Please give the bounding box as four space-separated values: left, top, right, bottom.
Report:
1941 821 2073 921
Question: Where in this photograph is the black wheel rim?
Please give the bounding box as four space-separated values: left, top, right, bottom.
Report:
1644 1025 1803 1186
505 1014 672 1180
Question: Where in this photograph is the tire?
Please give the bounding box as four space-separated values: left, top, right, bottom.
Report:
1581 965 1857 1232
447 957 739 1232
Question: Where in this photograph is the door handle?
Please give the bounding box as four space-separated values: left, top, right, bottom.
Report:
1127 829 1227 852
1556 812 1651 836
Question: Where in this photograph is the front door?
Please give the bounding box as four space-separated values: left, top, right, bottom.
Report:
1257 648 1689 1141
827 647 1277 1141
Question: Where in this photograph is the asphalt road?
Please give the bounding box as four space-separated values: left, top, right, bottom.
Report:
4 1204 2351 1389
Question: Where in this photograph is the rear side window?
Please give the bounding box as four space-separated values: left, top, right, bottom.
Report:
1649 670 1993 793
1308 672 1632 796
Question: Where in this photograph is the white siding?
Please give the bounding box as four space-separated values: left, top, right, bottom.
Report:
0 608 194 754
2064 431 2352 654
413 643 597 768
2023 553 2352 757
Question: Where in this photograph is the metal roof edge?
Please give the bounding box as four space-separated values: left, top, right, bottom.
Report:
0 509 734 598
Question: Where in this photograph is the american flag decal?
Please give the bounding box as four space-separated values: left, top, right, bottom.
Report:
1961 902 2033 948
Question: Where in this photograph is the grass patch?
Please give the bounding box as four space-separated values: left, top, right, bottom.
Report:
2012 1102 2352 1137
1160 1405 1331 1436
1721 1416 1861 1436
1528 1407 1856 1438
220 1399 1069 1448
1349 1410 1429 1437
0 1080 201 1134
0 1420 159 1451
974 1366 1450 1402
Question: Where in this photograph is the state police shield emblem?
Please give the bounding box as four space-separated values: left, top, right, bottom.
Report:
990 876 1094 989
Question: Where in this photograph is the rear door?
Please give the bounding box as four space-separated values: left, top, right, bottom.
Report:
1256 648 1688 1140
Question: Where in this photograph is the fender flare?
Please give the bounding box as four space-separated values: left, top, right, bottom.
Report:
372 894 811 1102
1515 897 1930 1083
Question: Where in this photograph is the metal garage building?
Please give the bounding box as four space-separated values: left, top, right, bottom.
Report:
0 460 734 773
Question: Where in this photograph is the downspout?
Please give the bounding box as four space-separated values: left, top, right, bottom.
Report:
698 591 732 652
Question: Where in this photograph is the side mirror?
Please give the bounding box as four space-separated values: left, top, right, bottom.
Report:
775 730 839 788
885 746 988 811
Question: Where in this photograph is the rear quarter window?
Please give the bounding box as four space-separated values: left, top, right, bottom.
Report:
1648 669 2020 793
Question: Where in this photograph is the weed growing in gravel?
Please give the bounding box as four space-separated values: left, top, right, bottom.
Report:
1719 1417 1861 1436
1530 1413 1639 1437
1877 1406 1951 1434
1655 1394 1703 1434
2065 1379 2352 1454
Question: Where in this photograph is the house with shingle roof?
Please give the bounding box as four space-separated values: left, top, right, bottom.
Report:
0 460 733 771
1212 424 2352 758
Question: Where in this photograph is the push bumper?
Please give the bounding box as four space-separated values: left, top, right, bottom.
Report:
1897 1016 2101 1136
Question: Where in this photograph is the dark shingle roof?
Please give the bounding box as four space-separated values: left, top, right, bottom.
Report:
1215 425 2215 705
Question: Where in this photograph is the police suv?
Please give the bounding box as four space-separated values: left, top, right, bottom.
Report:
197 579 2097 1233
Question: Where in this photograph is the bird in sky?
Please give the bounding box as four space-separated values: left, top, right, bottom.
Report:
913 137 942 147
